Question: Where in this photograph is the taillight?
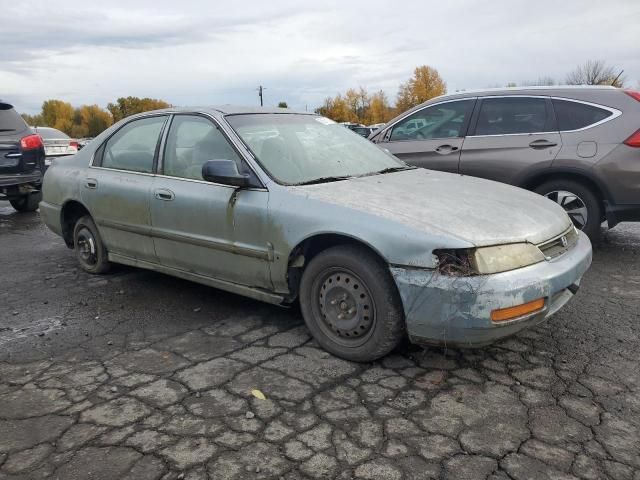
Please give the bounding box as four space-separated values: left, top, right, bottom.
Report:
624 90 640 102
624 129 640 148
69 141 79 149
20 134 44 150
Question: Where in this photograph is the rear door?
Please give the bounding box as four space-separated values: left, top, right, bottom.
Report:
459 96 561 184
374 99 475 173
82 115 168 263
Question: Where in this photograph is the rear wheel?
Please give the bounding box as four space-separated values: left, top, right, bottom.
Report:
73 215 111 274
299 245 405 362
534 179 602 241
10 191 42 213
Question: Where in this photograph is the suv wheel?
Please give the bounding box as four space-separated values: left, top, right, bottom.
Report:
299 245 405 362
10 191 42 213
73 215 111 274
534 180 602 241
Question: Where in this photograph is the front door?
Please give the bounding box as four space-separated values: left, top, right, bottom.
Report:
459 96 562 185
375 99 475 173
150 114 272 289
82 115 168 263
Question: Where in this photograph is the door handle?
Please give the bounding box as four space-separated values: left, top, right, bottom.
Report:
154 188 175 201
85 178 98 189
529 139 558 149
4 152 22 159
435 144 459 154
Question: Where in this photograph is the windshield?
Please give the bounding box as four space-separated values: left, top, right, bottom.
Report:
225 114 406 185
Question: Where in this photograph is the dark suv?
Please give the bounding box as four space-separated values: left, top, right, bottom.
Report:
371 86 640 240
0 101 45 212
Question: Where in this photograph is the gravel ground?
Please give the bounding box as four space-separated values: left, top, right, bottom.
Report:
1 202 639 480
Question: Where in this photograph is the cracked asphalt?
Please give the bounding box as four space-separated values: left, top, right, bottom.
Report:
1 202 639 480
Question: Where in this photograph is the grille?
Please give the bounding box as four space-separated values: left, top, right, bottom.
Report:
537 227 578 259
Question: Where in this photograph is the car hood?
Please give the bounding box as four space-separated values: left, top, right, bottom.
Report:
287 169 572 247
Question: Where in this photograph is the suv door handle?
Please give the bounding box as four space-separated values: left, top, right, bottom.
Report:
154 188 175 201
435 144 459 154
4 152 22 159
529 139 557 149
85 178 98 189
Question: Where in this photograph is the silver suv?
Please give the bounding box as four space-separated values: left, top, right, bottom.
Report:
370 86 640 240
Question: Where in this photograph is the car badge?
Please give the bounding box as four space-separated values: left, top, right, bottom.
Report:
560 235 568 247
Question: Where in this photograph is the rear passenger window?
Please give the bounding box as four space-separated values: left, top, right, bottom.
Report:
101 116 166 173
552 99 612 131
475 97 549 135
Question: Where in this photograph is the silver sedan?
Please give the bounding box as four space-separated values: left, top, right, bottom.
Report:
40 106 592 361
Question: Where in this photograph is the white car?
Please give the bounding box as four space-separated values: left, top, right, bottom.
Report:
32 127 78 166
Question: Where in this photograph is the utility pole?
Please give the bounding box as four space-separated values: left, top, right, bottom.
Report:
257 85 266 106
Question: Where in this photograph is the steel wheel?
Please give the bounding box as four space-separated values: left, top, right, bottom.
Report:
76 226 98 267
544 190 588 230
315 268 377 348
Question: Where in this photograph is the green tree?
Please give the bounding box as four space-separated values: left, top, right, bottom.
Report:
21 113 44 127
277 101 288 108
106 96 171 122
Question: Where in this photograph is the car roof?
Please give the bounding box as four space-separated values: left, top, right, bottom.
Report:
137 105 314 116
429 85 618 101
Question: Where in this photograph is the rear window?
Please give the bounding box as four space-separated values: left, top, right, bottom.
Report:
0 103 28 135
475 97 549 135
552 99 613 131
35 127 70 140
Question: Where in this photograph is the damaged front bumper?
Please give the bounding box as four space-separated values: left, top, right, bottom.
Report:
391 231 593 347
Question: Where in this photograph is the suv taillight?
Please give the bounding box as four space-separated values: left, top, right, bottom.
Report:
20 134 44 150
624 129 640 148
624 90 640 102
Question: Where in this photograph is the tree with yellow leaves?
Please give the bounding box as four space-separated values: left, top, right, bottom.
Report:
396 65 446 114
41 100 75 133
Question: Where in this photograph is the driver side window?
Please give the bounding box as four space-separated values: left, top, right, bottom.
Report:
389 100 473 142
162 115 242 180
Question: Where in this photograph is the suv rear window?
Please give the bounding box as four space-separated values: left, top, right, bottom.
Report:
552 99 612 131
475 97 549 135
0 103 28 136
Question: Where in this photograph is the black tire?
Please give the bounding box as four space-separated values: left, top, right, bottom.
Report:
299 244 405 362
534 179 602 242
73 215 111 274
10 191 42 213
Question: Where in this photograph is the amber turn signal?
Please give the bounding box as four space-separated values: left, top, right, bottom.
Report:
491 298 545 322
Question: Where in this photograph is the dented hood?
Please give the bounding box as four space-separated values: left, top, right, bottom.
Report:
289 169 572 247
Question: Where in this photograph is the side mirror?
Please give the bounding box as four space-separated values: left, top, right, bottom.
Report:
201 160 251 188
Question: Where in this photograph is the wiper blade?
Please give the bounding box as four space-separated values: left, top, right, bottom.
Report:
0 129 16 132
375 166 415 174
295 175 352 186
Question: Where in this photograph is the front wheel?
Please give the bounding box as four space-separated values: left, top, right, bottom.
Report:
10 191 42 212
534 180 602 242
73 215 111 274
299 245 405 362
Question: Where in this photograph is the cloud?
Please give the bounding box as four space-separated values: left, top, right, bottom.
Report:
2 0 638 113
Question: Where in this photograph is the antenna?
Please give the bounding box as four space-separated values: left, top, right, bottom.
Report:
611 70 624 86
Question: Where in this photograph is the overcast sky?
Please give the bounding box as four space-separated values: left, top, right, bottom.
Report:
2 0 639 114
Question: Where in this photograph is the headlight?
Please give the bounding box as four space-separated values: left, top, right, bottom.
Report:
472 243 545 274
435 243 545 276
